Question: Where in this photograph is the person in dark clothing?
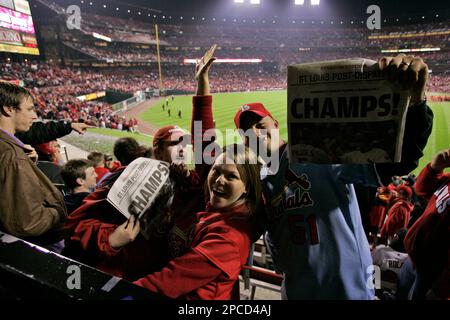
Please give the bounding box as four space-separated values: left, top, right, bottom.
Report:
15 121 92 145
35 141 65 186
61 159 97 214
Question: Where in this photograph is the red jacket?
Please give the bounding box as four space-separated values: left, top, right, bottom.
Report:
405 163 450 299
380 199 414 238
369 190 392 231
134 203 252 300
63 95 214 280
94 167 110 183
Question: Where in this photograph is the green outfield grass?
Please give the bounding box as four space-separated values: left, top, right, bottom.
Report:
140 91 449 174
88 127 153 145
418 101 450 174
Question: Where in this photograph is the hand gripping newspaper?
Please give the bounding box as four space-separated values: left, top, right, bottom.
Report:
287 58 411 164
107 157 173 239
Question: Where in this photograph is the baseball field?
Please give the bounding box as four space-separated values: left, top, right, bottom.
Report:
139 91 450 174
65 91 449 175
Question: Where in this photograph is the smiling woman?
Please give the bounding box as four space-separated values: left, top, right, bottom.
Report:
133 144 263 299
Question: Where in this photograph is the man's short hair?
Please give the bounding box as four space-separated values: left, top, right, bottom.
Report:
61 159 93 190
0 81 33 113
87 152 105 166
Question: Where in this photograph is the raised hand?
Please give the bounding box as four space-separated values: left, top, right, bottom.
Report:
195 44 217 80
430 149 450 172
196 44 217 96
378 54 428 105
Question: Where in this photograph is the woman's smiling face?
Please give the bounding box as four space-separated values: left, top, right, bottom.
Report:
207 153 247 210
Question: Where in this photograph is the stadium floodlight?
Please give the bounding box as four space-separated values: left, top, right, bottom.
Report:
311 0 320 5
295 0 305 5
234 0 244 3
250 0 260 4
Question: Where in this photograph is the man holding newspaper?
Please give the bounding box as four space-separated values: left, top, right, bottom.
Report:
235 54 433 299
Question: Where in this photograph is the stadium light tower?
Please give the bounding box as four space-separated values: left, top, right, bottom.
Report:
295 0 305 5
250 0 261 4
234 0 244 3
311 0 320 5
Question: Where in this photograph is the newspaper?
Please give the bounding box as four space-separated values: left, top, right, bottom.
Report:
107 157 170 219
287 58 411 164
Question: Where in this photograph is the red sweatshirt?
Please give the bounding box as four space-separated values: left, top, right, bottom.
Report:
63 95 214 280
380 199 414 238
369 190 392 231
134 203 252 300
94 167 110 183
405 163 450 299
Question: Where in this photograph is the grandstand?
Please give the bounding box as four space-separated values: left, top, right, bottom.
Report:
1 0 448 129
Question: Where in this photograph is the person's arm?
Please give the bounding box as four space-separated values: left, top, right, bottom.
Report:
338 56 433 186
65 191 128 258
192 45 217 176
133 250 223 299
415 149 450 198
0 152 66 237
15 121 93 145
375 101 433 184
134 228 244 299
69 218 122 257
195 44 216 96
374 54 433 184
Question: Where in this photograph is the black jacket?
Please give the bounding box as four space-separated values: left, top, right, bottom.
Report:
15 121 73 145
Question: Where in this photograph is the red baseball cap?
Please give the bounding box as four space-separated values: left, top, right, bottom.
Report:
153 125 190 147
234 103 274 129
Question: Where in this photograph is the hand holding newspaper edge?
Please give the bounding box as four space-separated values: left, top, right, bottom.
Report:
287 58 411 165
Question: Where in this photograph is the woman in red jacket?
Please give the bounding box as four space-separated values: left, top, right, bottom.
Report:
63 46 217 279
134 144 262 300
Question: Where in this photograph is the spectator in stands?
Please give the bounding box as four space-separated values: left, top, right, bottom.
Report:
87 151 110 182
380 185 414 242
61 159 97 214
0 82 67 249
34 140 65 186
104 154 120 171
234 54 432 299
369 186 393 236
63 46 216 282
134 144 262 299
404 149 450 300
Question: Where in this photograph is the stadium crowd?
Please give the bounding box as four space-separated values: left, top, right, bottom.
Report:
1 40 448 300
0 1 448 301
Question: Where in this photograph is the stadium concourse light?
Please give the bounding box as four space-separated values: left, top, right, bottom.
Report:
295 0 305 5
234 0 260 3
184 58 263 64
311 0 320 5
